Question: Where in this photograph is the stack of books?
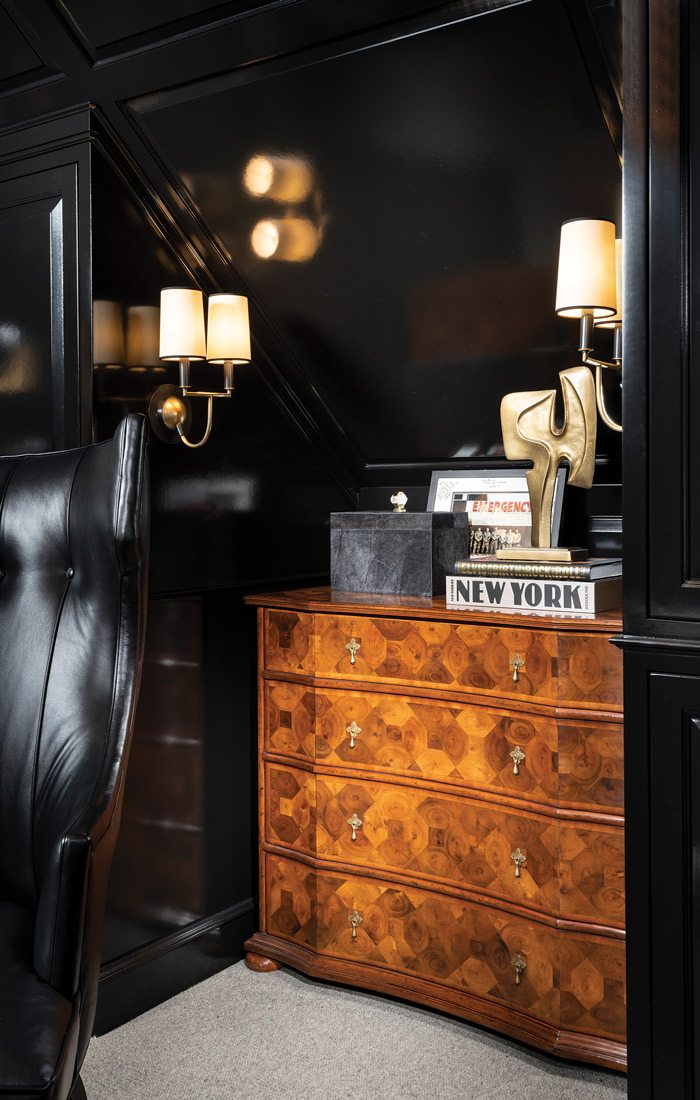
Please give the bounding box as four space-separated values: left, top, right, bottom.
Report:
446 556 622 614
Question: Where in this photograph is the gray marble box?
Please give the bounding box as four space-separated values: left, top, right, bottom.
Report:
331 511 470 598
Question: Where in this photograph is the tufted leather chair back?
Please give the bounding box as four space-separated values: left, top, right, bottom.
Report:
0 414 149 1075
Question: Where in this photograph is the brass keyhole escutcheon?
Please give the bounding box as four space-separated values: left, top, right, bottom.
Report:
346 638 361 665
347 813 363 841
511 847 527 879
348 910 363 940
346 721 362 749
510 745 526 776
510 653 525 683
511 953 527 985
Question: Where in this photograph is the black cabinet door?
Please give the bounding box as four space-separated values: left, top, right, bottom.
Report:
0 153 89 454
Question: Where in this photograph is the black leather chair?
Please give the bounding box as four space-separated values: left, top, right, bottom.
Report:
0 415 149 1100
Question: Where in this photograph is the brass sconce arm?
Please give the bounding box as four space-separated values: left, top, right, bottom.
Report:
578 312 623 434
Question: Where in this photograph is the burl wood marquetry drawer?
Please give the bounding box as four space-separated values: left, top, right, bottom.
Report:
266 763 625 928
262 854 626 1053
262 604 622 711
264 679 624 815
245 587 625 1071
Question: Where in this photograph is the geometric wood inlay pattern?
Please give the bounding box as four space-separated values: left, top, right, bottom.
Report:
265 854 626 1041
266 765 625 927
265 681 623 813
250 591 625 1067
264 610 623 709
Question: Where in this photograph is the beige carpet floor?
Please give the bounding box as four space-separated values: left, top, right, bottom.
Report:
82 961 627 1099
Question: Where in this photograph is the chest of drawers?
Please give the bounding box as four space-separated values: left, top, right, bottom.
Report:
244 586 625 1070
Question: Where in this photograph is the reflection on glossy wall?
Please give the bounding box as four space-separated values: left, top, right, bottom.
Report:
135 0 621 472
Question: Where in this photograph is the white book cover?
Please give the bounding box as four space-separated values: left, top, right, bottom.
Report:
446 575 621 614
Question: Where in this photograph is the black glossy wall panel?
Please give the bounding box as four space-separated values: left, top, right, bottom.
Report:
0 163 83 453
134 0 621 472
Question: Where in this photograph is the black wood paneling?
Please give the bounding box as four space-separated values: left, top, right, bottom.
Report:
0 144 90 451
625 0 700 633
0 2 62 97
623 650 700 1099
622 0 700 1095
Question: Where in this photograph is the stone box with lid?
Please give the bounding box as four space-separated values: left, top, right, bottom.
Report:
330 508 469 598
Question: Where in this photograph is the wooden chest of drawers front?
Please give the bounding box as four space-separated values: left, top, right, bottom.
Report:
246 591 624 1070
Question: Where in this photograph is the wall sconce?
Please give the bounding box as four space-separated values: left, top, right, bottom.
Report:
147 288 251 449
555 218 622 432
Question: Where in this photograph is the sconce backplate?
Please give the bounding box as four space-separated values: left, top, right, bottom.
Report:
148 384 193 444
146 382 192 442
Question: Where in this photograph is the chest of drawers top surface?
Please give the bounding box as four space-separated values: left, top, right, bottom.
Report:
245 586 622 634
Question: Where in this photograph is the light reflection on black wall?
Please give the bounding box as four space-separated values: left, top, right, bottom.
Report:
135 0 621 472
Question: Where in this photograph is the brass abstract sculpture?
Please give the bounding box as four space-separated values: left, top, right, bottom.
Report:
500 365 597 550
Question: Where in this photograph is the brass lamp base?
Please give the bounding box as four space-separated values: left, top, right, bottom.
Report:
495 546 589 563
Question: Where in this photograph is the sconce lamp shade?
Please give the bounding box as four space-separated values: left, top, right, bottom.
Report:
555 218 617 319
594 238 623 328
126 305 161 367
159 287 206 360
93 300 125 365
206 294 251 363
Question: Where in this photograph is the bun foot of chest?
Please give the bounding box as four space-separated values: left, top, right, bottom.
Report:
245 949 282 973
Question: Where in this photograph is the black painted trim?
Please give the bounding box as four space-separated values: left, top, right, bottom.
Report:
99 895 255 983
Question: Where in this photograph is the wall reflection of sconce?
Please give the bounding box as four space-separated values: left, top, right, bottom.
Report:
93 300 125 369
244 151 324 263
555 218 622 432
126 305 164 372
243 155 313 203
251 217 321 262
147 288 251 450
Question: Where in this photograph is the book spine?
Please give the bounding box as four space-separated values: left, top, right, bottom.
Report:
446 576 614 613
454 559 593 580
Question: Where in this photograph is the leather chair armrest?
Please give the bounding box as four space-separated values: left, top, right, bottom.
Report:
34 834 91 999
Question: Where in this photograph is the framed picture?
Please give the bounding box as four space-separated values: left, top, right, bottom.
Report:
427 468 566 555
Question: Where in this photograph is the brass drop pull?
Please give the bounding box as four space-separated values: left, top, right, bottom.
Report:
510 847 527 878
348 910 363 939
346 721 362 749
511 953 527 985
346 638 361 665
347 812 363 841
510 654 525 683
509 745 526 776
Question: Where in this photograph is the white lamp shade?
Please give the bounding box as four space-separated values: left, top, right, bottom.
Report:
159 287 206 360
126 305 161 366
93 300 125 365
555 218 617 319
595 238 623 328
206 294 251 363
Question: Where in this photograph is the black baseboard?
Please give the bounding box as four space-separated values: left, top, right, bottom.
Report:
94 897 256 1035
